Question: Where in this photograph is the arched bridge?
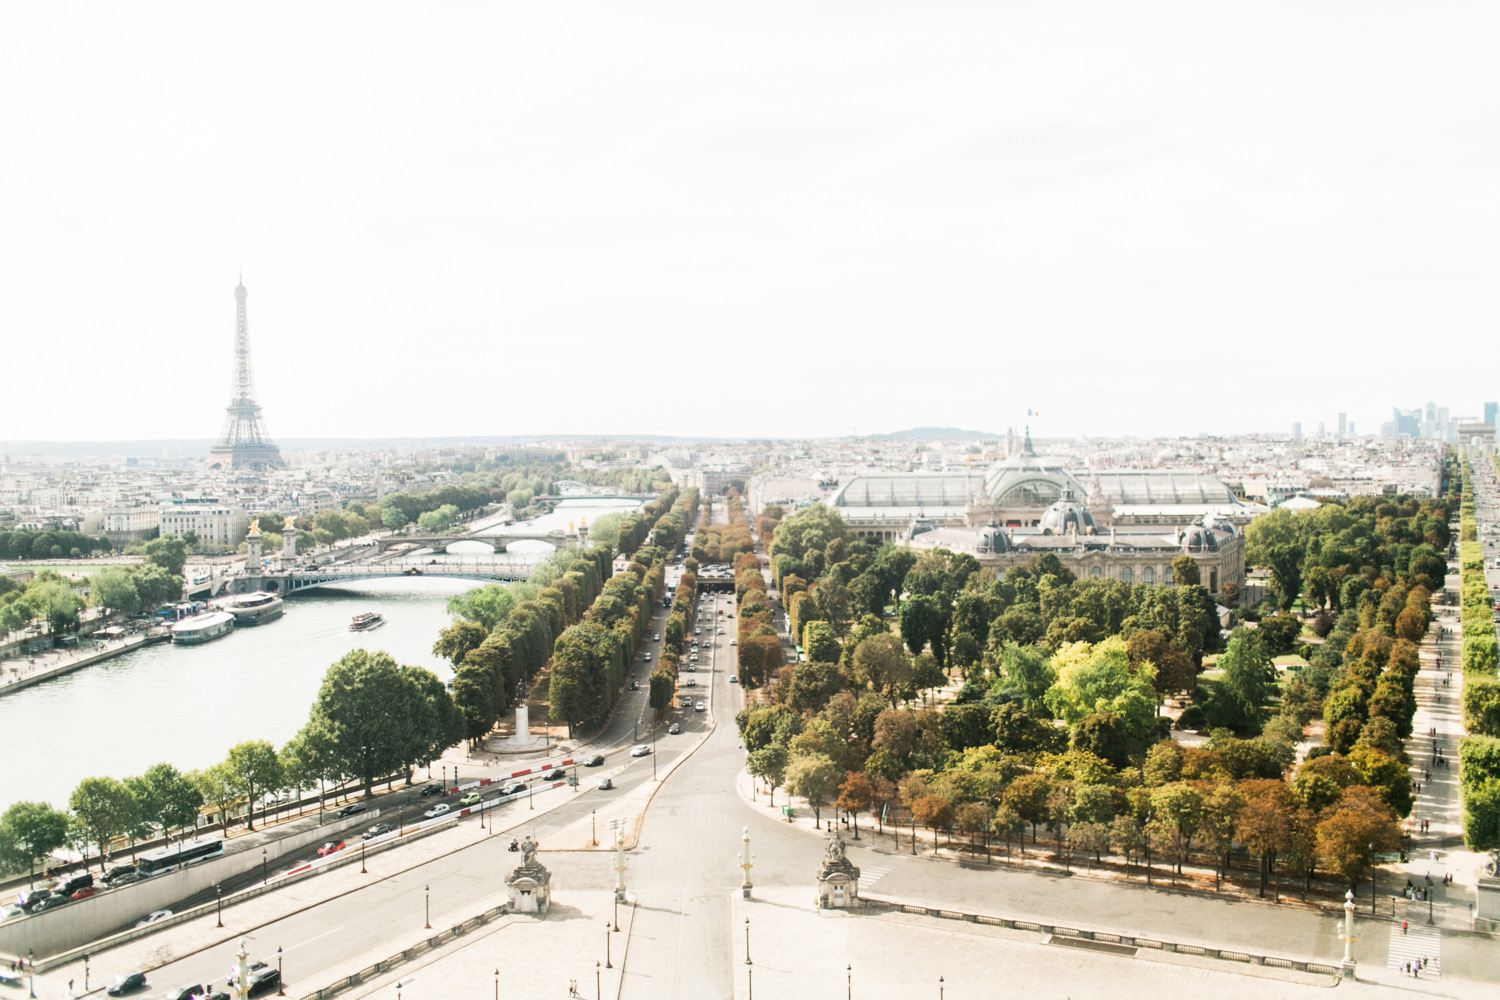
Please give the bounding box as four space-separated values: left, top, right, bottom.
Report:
376 530 575 554
233 559 542 594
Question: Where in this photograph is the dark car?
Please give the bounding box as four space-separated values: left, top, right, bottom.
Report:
103 864 137 884
110 871 144 886
361 823 391 840
582 755 605 767
499 781 526 796
226 962 269 987
16 888 53 911
30 896 69 912
337 804 367 817
106 972 147 996
161 985 205 1000
420 784 444 797
541 768 565 781
53 872 93 894
248 967 281 995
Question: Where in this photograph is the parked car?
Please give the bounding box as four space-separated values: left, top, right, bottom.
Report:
541 768 565 781
583 755 605 767
459 792 482 806
631 744 651 757
420 784 444 797
668 723 681 734
110 871 144 886
361 824 391 840
105 972 147 996
134 910 172 928
70 886 97 901
423 803 451 819
317 840 345 857
103 864 137 884
337 804 367 817
16 888 53 911
597 777 614 790
30 896 69 912
52 872 93 895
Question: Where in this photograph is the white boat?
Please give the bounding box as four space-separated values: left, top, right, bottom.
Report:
224 591 284 626
170 610 235 645
348 612 386 632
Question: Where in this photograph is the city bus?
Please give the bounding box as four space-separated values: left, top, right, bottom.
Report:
137 837 224 876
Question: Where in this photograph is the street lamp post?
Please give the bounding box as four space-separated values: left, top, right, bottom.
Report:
361 841 367 874
83 954 89 992
591 809 597 848
424 885 431 929
740 827 755 899
605 922 612 968
26 949 33 999
846 963 852 1000
938 976 944 999
216 885 223 927
595 961 601 1000
276 946 284 996
745 918 752 965
261 848 268 885
910 815 917 855
493 968 499 1000
1339 889 1357 979
1145 813 1154 887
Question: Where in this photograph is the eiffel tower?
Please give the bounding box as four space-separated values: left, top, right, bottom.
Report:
206 278 285 471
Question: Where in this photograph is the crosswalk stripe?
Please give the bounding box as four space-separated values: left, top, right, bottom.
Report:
1387 923 1442 977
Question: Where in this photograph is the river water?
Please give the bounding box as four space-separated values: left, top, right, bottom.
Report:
0 499 642 811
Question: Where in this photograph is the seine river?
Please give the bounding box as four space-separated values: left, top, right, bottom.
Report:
0 499 642 811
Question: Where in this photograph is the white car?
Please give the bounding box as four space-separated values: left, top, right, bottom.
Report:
729 639 737 646
424 803 451 819
695 702 706 712
135 909 172 927
631 744 651 757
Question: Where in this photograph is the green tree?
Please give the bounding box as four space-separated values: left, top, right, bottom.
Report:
837 771 874 839
309 649 421 796
225 740 282 832
1044 638 1159 743
0 802 70 885
447 584 517 631
785 752 842 829
899 593 947 663
1170 555 1200 587
69 776 133 873
1210 630 1275 733
89 567 142 616
142 536 189 577
802 621 841 664
432 619 490 666
994 643 1057 713
852 633 913 708
192 762 242 829
1003 773 1052 847
135 763 203 844
749 744 789 806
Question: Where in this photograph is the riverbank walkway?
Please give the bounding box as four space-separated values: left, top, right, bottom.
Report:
0 631 149 698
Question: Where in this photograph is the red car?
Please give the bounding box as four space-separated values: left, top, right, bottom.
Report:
316 840 345 857
70 886 96 901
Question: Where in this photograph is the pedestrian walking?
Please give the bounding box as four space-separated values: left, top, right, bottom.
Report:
1402 920 1408 935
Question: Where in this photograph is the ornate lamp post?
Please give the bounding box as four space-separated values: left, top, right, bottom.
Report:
1339 889 1357 979
745 918 752 965
740 827 755 899
424 885 431 929
276 946 284 996
605 921 612 968
614 828 629 906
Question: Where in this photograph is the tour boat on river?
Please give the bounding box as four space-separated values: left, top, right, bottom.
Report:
170 610 235 645
348 612 386 632
223 591 284 626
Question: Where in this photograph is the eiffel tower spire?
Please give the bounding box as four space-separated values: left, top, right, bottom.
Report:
207 278 284 471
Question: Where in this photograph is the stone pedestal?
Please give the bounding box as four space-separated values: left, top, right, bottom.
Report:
506 836 552 915
814 829 861 909
490 701 543 754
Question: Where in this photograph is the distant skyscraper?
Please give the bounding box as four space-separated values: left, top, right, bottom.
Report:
1317 421 1325 439
1290 421 1302 440
207 278 284 471
1337 412 1347 437
1487 402 1497 426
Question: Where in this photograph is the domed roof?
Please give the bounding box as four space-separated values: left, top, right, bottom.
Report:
1200 512 1237 537
977 519 1012 554
982 430 1087 506
1039 498 1096 536
1181 520 1219 552
903 516 937 541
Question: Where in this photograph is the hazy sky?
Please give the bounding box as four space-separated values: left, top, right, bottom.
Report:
3 2 1496 444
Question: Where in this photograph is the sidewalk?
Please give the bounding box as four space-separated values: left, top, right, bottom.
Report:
0 632 147 697
1398 598 1486 927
